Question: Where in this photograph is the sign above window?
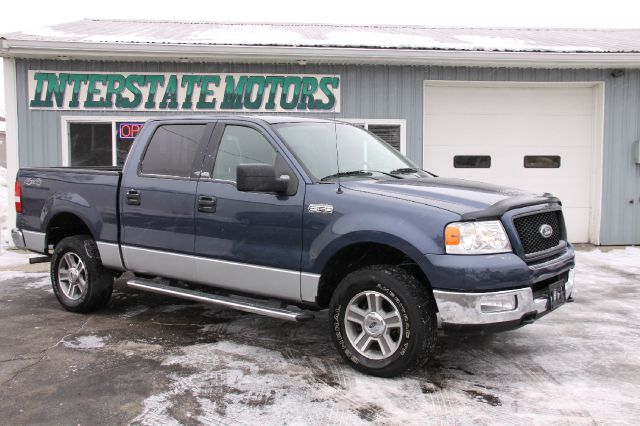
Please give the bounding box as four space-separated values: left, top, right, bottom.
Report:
28 71 341 112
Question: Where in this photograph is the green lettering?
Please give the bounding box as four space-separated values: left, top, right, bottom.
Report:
297 77 318 110
30 72 51 107
144 75 165 109
105 74 126 108
159 75 179 109
84 74 108 108
67 74 88 108
196 75 221 110
119 75 145 108
181 75 201 109
280 76 301 110
314 76 339 110
220 76 247 109
242 76 266 110
30 72 69 108
264 76 284 110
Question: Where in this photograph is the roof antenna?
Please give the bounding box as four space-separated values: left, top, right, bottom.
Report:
331 93 343 194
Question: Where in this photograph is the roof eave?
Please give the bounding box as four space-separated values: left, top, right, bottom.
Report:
3 39 640 69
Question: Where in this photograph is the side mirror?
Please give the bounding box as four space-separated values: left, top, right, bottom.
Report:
236 163 290 194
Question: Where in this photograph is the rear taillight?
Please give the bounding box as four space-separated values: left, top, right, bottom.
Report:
15 181 22 213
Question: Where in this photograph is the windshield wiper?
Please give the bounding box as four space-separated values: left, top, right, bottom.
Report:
390 167 419 175
320 170 401 181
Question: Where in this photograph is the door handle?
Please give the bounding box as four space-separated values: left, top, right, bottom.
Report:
198 195 217 213
126 189 141 206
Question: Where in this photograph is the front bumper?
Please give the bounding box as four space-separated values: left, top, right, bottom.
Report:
434 268 575 333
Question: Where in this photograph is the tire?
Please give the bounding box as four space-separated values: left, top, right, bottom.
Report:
50 235 114 313
328 265 437 377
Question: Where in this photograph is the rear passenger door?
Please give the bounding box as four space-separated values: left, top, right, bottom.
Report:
120 121 214 281
193 121 305 300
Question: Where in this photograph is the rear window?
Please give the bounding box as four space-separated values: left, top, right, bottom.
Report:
140 124 206 178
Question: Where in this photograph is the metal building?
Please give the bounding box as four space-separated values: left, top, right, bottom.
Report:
2 20 640 244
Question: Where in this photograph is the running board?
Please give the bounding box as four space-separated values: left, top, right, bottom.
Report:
126 278 315 322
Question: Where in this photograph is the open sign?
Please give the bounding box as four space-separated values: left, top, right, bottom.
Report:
118 122 144 140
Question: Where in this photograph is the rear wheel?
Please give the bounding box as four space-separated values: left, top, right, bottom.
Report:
329 265 437 377
51 235 114 313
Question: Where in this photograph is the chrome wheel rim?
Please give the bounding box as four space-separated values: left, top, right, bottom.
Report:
344 290 404 360
57 252 88 300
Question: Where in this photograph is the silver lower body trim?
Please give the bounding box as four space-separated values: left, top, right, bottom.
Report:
11 229 26 249
12 229 46 253
121 245 303 302
434 270 574 327
301 272 320 303
96 242 125 271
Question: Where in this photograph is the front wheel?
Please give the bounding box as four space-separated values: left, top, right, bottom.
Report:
51 235 114 313
329 265 437 377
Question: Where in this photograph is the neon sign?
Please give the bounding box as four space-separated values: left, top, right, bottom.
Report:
118 122 144 140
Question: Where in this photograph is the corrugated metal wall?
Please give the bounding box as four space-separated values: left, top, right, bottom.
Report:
13 60 640 244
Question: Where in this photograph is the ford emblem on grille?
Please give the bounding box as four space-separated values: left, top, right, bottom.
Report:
539 224 553 238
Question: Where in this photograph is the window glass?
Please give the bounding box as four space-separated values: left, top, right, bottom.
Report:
140 124 206 178
368 125 401 151
453 155 491 168
212 125 277 182
274 122 425 181
524 155 561 168
69 123 112 166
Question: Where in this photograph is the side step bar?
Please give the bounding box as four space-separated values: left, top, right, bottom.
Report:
126 278 315 322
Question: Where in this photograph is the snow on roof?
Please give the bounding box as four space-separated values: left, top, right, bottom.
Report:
3 19 640 53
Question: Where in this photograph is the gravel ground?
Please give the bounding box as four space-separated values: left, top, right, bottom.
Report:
0 245 638 425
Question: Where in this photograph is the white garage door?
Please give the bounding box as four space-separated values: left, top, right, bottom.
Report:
423 82 599 243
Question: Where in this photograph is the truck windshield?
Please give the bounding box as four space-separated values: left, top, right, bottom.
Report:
274 122 429 181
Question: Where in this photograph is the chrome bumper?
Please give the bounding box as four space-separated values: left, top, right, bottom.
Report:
11 228 26 249
434 269 575 329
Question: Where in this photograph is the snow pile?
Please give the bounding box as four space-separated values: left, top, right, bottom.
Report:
576 246 640 276
0 166 10 249
0 251 36 269
63 335 107 349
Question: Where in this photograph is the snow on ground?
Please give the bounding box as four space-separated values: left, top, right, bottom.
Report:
1 245 638 424
0 166 11 249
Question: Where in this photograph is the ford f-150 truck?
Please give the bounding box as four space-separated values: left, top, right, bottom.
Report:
12 116 575 377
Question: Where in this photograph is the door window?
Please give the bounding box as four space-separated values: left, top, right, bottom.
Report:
212 125 277 182
140 124 206 178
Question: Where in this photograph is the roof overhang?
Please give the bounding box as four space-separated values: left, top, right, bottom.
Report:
3 38 640 69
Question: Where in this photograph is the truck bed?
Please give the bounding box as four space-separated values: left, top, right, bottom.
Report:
16 166 123 250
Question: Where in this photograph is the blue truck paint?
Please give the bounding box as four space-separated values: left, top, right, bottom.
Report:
14 115 575 314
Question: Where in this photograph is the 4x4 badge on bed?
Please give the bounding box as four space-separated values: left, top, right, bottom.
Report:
539 224 553 238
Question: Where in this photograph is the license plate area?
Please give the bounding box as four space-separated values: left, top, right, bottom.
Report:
548 281 566 310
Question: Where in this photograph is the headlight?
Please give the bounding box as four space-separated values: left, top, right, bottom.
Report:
444 220 512 255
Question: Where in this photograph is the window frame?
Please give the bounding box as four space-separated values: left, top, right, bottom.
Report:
61 115 153 167
340 118 407 154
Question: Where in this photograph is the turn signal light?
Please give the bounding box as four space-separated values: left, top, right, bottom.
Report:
444 225 460 246
15 181 22 213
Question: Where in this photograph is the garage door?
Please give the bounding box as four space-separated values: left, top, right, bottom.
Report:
423 82 599 243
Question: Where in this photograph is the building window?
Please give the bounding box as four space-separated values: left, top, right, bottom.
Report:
116 122 145 165
342 119 405 153
69 123 112 166
524 155 561 168
454 155 491 168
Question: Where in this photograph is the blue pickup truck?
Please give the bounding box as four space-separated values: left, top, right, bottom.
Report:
12 116 575 377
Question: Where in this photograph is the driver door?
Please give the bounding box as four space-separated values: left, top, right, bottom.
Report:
193 121 305 300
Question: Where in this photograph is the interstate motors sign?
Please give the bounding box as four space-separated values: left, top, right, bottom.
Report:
28 71 341 112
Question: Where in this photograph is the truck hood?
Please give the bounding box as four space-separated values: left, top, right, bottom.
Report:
342 177 559 218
